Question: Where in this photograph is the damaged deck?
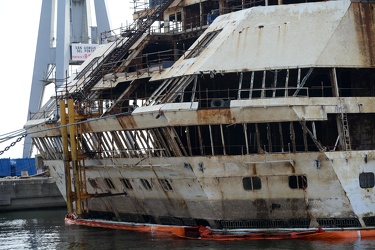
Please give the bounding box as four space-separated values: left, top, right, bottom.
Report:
24 0 375 232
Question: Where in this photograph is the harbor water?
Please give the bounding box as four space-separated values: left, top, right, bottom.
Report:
1 208 375 250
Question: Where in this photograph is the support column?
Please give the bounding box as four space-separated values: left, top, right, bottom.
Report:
68 99 82 215
331 68 345 150
59 100 73 213
24 0 110 158
219 0 228 15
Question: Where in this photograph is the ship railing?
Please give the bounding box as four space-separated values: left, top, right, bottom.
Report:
195 143 327 156
140 86 309 109
29 98 58 121
56 48 182 111
98 148 166 159
71 48 181 83
194 87 308 108
67 0 281 99
65 0 177 100
68 98 125 117
45 85 309 120
102 48 184 78
238 87 309 100
82 143 324 160
147 13 211 35
99 25 138 44
54 33 134 98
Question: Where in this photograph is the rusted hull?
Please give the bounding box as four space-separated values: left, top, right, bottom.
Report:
26 0 375 237
65 215 375 241
64 215 189 238
49 150 375 231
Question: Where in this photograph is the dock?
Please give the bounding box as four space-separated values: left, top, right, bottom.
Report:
0 176 66 211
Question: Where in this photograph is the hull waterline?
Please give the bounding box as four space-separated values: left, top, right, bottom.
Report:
65 214 375 241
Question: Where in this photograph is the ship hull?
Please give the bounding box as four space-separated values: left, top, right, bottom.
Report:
48 150 375 231
26 0 375 237
64 216 375 241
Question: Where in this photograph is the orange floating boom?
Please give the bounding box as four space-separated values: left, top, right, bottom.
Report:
65 214 375 241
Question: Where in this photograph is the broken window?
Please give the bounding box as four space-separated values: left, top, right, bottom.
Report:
88 178 99 189
359 172 374 189
288 175 307 189
140 179 152 190
185 30 221 58
104 178 115 189
120 178 133 190
243 176 262 191
160 179 173 191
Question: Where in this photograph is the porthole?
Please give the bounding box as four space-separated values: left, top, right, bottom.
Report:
359 172 374 188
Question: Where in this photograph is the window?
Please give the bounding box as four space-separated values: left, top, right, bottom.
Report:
185 30 222 58
359 172 374 188
243 176 262 191
120 178 133 190
288 175 307 189
160 179 173 191
104 178 115 189
88 178 99 189
140 179 152 190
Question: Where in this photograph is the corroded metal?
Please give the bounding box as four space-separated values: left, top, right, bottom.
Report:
24 0 375 231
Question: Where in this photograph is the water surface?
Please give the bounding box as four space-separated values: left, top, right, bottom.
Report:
1 209 374 249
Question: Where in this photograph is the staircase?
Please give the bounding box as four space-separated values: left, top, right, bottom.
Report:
73 0 176 100
144 75 195 106
103 79 143 115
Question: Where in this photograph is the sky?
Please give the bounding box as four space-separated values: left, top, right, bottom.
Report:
0 0 132 159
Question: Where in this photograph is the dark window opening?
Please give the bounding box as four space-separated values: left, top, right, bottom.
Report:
350 114 375 150
104 178 115 189
185 30 221 58
243 176 262 191
288 175 307 189
160 179 173 191
317 218 361 228
120 178 133 190
88 178 99 189
359 172 374 189
140 179 152 190
363 216 375 226
337 68 375 97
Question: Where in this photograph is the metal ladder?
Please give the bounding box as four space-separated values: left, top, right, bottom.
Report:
341 111 351 151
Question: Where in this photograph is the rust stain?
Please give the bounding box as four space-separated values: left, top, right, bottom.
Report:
252 164 257 176
290 162 296 174
353 2 375 66
80 122 93 133
117 115 138 130
197 108 233 125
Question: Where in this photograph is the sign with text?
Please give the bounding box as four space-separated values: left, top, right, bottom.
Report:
71 44 99 61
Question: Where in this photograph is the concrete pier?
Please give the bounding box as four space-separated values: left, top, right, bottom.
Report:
0 177 66 211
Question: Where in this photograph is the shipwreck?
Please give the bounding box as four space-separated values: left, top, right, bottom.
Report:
25 0 375 239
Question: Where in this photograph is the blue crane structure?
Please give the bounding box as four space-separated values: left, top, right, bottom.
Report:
23 0 111 158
